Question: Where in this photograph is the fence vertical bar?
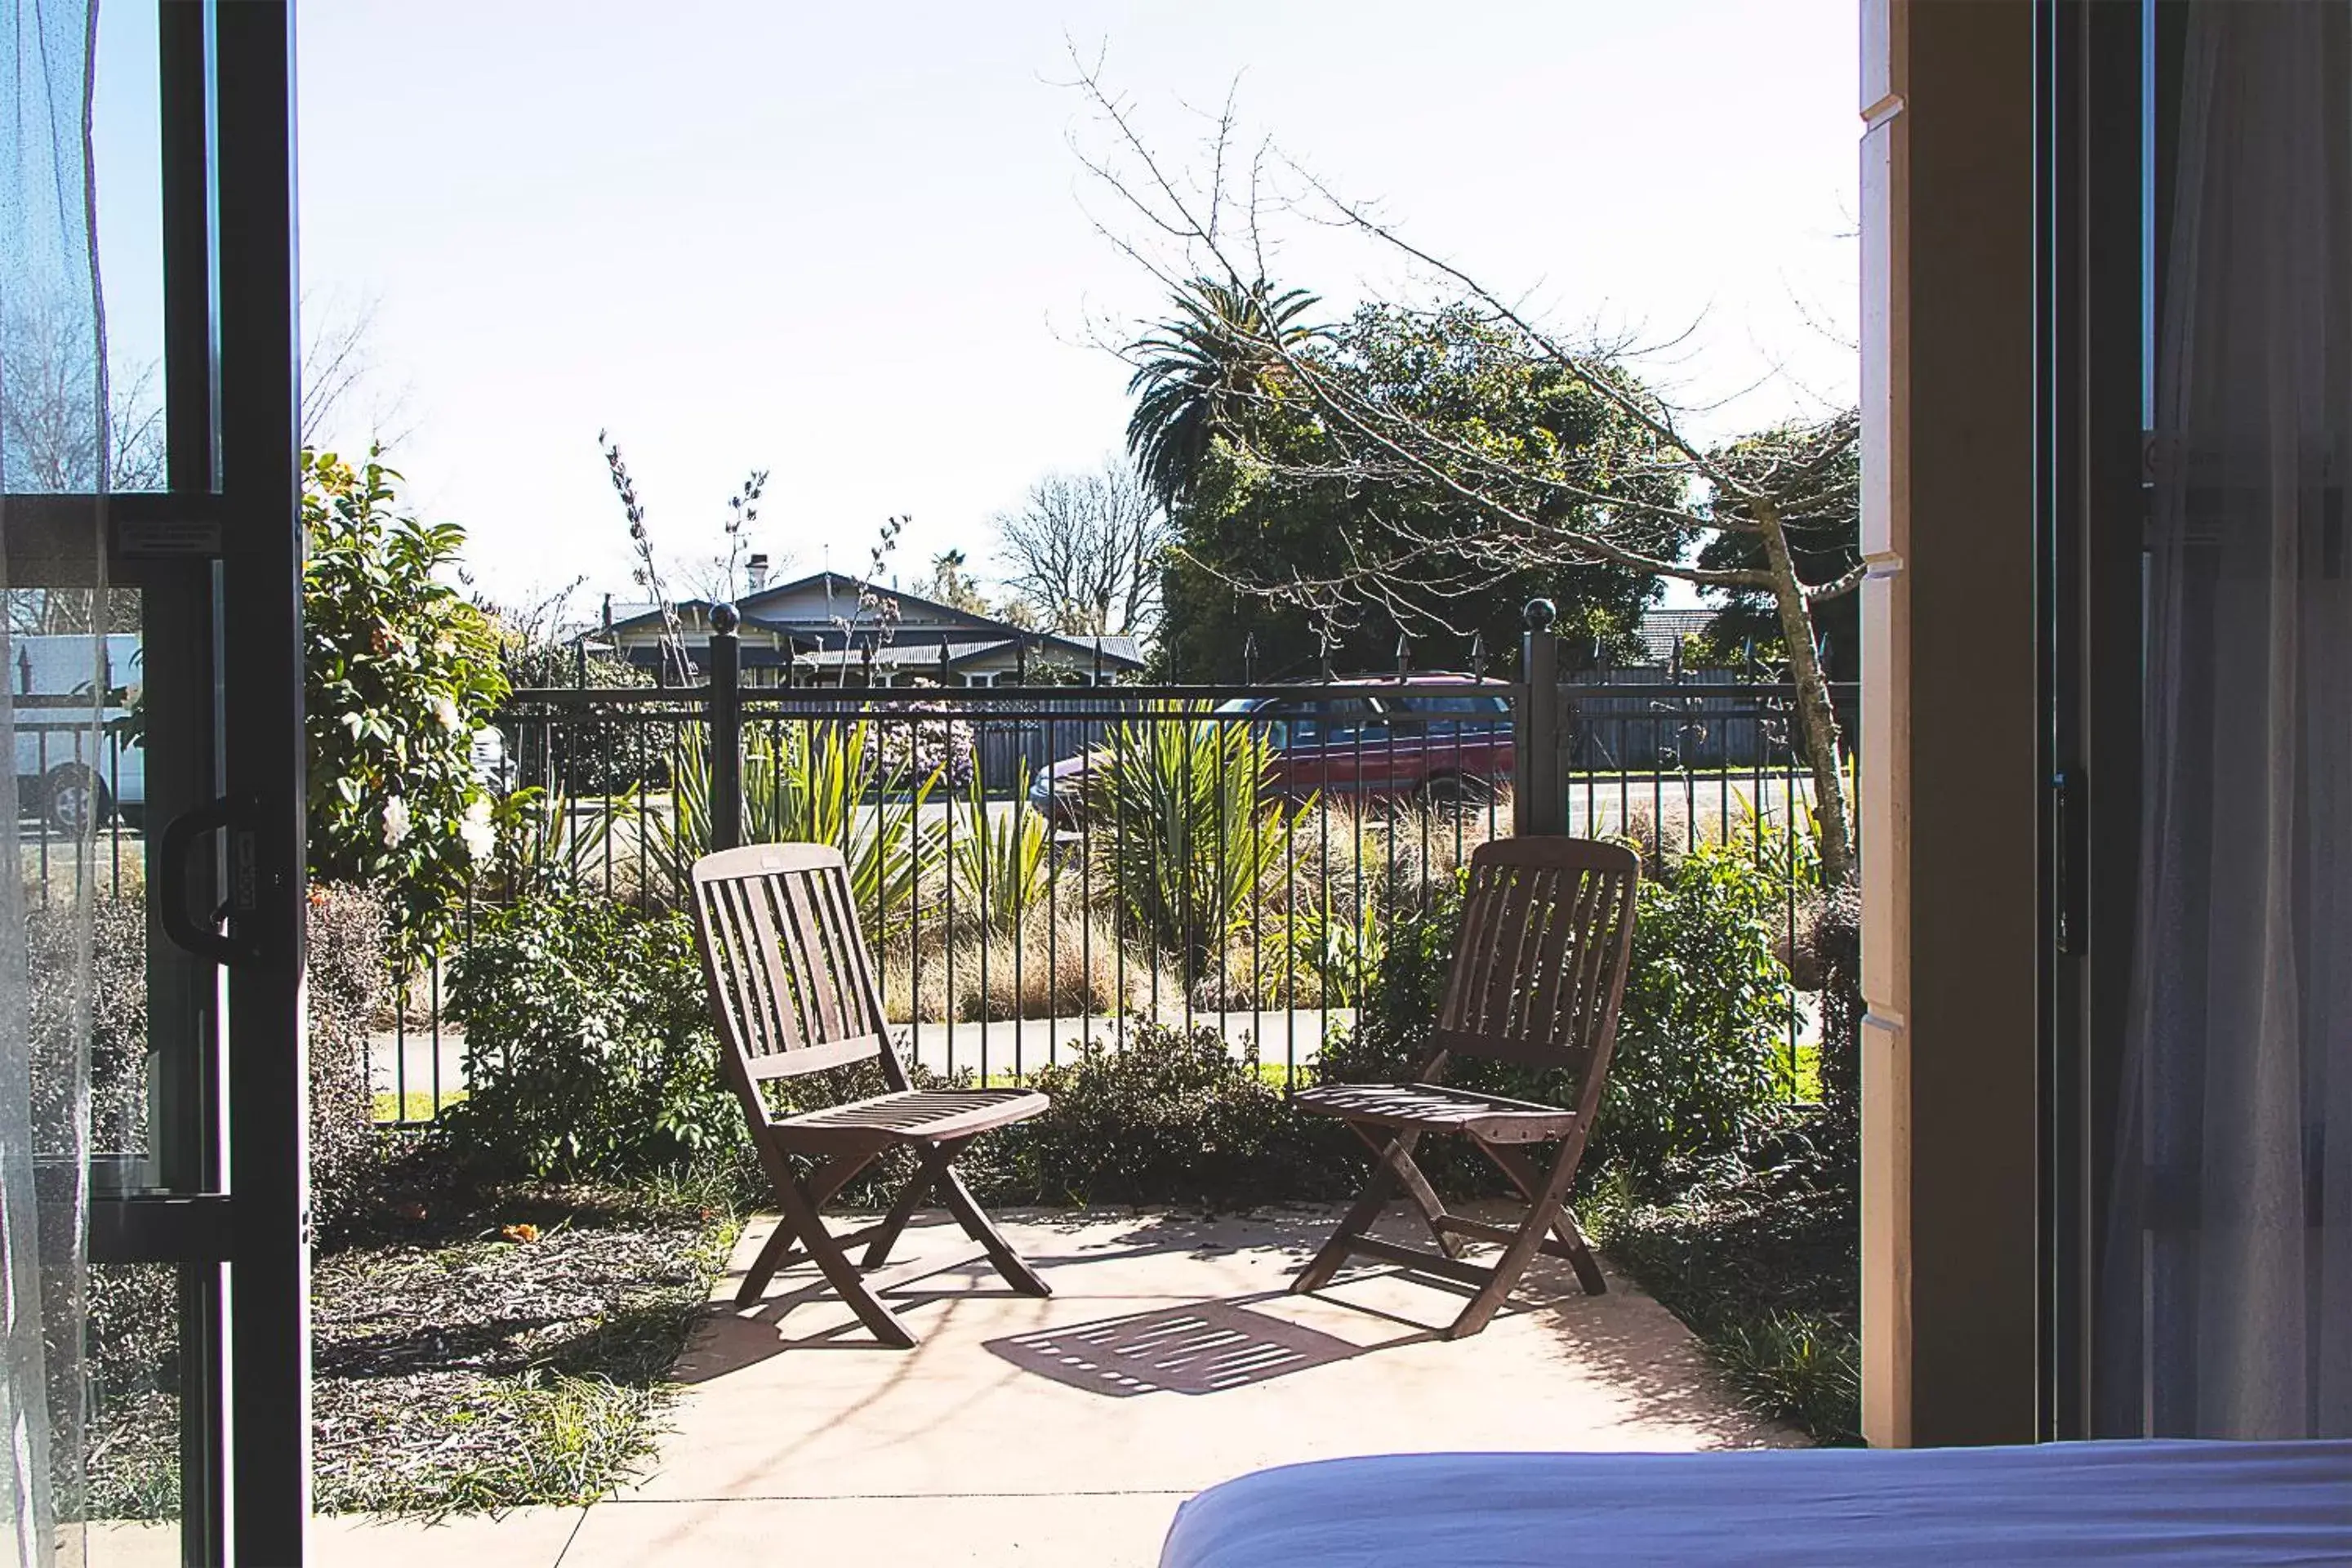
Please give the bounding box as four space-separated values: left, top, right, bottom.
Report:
1515 599 1567 836
709 603 744 853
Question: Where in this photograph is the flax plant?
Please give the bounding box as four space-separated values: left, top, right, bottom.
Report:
656 721 941 938
1085 704 1308 968
948 762 1054 934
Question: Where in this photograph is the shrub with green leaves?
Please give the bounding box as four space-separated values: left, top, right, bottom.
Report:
1604 840 1794 1176
439 897 738 1178
304 449 509 956
981 1025 1353 1209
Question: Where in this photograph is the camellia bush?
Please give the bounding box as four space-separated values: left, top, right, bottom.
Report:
439 895 740 1178
303 448 509 955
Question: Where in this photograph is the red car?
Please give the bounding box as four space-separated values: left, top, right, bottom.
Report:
1031 675 1514 821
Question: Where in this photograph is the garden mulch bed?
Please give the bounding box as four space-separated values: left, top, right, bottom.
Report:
309 1178 736 1515
1589 1126 1861 1444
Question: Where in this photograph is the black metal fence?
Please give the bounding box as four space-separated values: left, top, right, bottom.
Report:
359 622 1851 1123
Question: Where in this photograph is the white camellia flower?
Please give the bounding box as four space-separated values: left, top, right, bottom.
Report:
381 795 412 849
429 693 462 731
458 798 496 862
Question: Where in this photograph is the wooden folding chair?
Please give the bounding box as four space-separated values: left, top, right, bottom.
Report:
1290 835 1640 1339
689 843 1053 1348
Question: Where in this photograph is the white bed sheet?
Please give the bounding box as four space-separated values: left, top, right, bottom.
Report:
1157 1440 2352 1567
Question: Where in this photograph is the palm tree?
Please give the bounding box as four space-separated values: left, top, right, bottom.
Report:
1125 277 1324 510
929 548 987 613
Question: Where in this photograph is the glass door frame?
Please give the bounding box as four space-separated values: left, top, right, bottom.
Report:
17 2 312 1562
2035 0 2163 1442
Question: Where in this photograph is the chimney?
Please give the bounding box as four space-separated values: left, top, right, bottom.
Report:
746 553 770 593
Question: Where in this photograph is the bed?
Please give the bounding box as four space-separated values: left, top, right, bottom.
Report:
1156 1441 2352 1567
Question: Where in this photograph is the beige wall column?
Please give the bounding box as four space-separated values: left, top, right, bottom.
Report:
1859 0 2042 1448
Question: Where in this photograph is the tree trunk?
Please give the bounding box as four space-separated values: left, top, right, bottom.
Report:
1753 501 1856 889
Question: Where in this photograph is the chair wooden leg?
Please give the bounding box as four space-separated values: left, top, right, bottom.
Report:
1348 1124 1466 1261
737 1152 874 1303
772 1164 920 1348
936 1162 1049 1297
1481 1142 1606 1295
1446 1140 1583 1339
1294 1129 1420 1294
733 1214 806 1307
864 1146 949 1269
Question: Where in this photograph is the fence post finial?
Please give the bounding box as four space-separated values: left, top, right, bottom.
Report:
1242 631 1258 685
1394 633 1412 681
1468 630 1487 679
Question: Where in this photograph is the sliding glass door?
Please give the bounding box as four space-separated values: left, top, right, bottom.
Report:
4 2 308 1564
2047 0 2352 1442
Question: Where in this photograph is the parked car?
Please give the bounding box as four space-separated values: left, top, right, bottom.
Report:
1029 675 1514 824
11 634 144 834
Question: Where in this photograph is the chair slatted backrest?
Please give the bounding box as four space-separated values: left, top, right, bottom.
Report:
690 844 902 1113
1434 836 1641 1114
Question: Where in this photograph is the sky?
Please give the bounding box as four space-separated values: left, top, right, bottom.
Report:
94 2 1860 616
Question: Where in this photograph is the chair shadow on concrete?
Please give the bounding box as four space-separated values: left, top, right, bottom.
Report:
671 1231 1027 1384
983 1291 1429 1398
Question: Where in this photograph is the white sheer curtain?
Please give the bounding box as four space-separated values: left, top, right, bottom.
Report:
3 0 107 1563
2099 0 2352 1439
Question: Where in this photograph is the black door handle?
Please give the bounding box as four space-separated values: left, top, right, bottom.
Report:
158 795 249 964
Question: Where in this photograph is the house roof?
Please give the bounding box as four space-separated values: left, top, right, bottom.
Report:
1632 608 1720 663
595 572 1145 671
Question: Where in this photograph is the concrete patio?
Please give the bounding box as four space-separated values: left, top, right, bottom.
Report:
283 1202 1788 1566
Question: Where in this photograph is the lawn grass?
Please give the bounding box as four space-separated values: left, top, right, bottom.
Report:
373 1088 465 1123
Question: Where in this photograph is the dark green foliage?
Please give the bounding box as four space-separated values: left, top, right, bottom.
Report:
1605 843 1797 1178
304 449 510 956
1584 1131 1860 1442
1125 276 1325 510
439 898 740 1178
29 889 384 1232
500 642 669 796
1810 884 1862 1156
1155 302 1676 681
68 887 392 1517
306 884 393 1241
1326 843 1794 1192
978 1027 1356 1209
29 896 148 1155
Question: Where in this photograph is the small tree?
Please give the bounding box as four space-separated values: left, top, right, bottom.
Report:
929 547 991 614
304 449 508 955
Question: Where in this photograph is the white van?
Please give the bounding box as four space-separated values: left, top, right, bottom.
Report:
11 633 143 833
